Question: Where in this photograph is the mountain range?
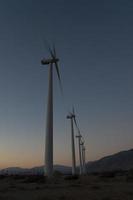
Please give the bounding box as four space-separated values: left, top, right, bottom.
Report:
86 148 133 172
0 165 71 175
0 149 133 175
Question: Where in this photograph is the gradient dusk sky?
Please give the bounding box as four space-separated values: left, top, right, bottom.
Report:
0 0 133 168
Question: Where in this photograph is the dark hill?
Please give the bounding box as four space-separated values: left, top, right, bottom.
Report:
87 149 133 172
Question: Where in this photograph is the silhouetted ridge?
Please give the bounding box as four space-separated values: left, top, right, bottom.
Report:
1 149 133 174
87 149 133 172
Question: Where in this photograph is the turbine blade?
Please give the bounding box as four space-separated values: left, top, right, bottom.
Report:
53 44 56 58
74 117 78 129
49 46 55 59
43 40 56 59
43 39 53 57
73 116 81 135
72 106 81 134
55 62 63 95
72 106 75 115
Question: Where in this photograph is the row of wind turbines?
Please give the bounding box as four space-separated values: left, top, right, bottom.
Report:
41 45 86 178
67 108 86 176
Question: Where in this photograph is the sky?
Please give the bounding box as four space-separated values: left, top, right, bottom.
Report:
0 0 133 168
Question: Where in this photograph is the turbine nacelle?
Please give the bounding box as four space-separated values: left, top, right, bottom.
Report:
76 135 82 138
66 114 75 119
41 58 59 65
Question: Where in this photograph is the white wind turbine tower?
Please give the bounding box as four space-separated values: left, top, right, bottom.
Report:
41 45 62 178
67 108 76 175
76 132 83 175
82 145 86 174
72 109 83 175
80 139 86 174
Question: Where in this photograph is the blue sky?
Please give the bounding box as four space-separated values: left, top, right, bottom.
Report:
0 0 133 168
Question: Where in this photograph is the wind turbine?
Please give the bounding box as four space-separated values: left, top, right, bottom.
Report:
67 108 76 175
80 139 86 175
82 145 86 174
72 109 83 175
41 45 62 178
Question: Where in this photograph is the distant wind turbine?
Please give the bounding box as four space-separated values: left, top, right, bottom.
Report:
82 145 86 174
67 108 77 175
72 108 83 175
41 45 62 178
80 139 86 175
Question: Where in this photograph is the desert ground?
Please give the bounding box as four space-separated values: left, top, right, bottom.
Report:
0 171 133 200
